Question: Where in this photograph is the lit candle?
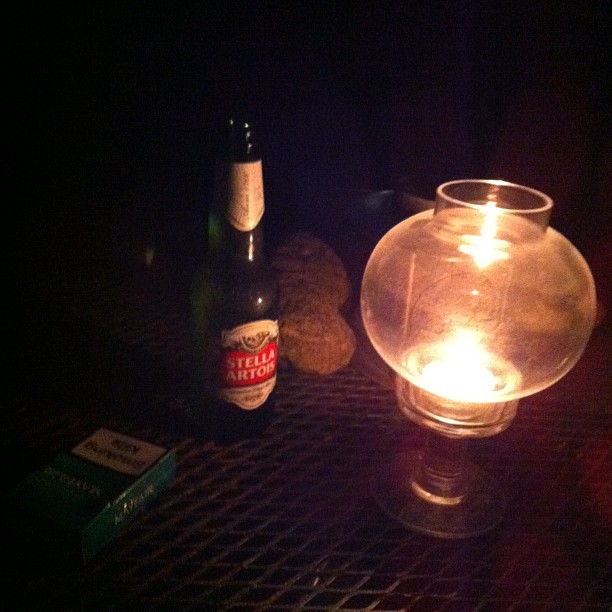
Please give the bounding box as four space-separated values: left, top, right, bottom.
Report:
418 329 498 402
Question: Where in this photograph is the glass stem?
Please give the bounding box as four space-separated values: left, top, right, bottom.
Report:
410 432 468 505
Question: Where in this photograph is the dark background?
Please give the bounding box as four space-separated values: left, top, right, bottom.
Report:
4 8 611 605
9 1 611 287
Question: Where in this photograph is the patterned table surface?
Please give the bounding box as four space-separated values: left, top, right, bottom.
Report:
5 235 611 611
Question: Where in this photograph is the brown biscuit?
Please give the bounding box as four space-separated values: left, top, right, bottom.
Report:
279 304 356 375
276 270 350 311
272 232 351 310
273 232 356 374
271 232 345 272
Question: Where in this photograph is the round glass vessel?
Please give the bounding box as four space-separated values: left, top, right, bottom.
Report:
361 179 597 537
362 179 596 434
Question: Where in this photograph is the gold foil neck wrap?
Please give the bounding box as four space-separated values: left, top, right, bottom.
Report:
225 160 265 231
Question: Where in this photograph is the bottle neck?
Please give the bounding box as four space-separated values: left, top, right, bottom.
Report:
224 223 267 264
221 118 259 162
209 157 266 260
208 118 267 262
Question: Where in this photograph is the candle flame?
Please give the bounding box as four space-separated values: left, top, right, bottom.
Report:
459 201 510 268
420 329 497 401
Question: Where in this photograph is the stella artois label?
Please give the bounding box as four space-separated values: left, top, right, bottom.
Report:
225 160 265 232
216 319 278 410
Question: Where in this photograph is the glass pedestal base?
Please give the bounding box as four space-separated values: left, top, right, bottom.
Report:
371 451 505 539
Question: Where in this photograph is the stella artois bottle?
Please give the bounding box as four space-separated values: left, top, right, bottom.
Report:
190 118 279 441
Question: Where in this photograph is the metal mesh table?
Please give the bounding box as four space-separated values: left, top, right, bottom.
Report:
5 240 611 611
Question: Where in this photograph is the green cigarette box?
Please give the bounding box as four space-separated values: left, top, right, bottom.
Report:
6 428 176 563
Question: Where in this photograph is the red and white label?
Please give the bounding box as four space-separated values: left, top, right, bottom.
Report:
216 320 278 410
220 343 277 386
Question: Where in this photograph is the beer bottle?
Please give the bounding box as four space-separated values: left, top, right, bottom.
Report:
190 118 279 442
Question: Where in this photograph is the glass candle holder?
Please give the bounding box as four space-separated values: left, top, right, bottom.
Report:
361 179 597 538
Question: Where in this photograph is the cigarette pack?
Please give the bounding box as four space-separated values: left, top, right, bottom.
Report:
5 428 176 564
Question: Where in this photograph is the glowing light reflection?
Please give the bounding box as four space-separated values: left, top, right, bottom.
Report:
419 329 498 401
459 201 510 268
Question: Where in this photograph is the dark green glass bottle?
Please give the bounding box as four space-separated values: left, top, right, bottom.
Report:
190 119 279 442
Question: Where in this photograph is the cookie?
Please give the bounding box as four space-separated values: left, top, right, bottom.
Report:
271 232 344 272
273 232 356 375
276 269 350 311
279 303 357 375
272 232 351 310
